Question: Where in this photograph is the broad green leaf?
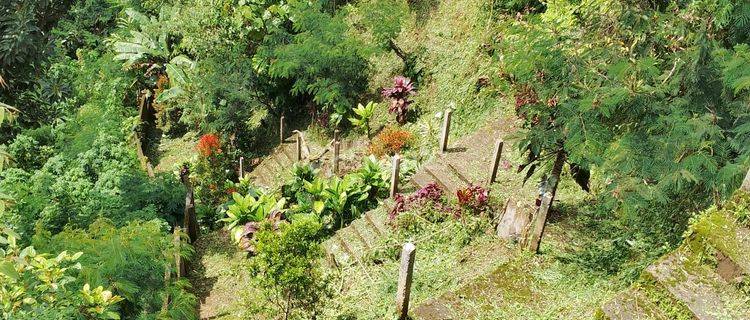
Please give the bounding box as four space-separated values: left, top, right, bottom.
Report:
0 261 19 280
166 63 189 85
313 201 325 214
155 87 184 103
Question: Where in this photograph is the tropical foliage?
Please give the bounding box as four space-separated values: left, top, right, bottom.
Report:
250 215 330 319
0 227 123 319
497 0 750 246
4 0 750 318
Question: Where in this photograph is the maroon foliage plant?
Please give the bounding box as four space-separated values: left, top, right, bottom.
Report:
381 76 415 124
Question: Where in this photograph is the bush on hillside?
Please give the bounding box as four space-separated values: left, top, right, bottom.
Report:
250 215 331 319
31 219 197 319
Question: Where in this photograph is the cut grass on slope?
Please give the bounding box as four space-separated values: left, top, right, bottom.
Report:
188 230 261 320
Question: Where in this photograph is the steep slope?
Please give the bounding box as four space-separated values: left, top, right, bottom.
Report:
245 131 330 190
598 180 750 320
322 117 530 266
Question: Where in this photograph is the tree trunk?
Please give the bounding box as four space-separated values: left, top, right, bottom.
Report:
549 147 566 203
388 38 408 64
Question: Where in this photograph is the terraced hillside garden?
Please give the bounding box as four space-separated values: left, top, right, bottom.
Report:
3 0 750 319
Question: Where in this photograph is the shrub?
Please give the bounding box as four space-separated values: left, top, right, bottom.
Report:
280 158 386 232
192 134 233 221
6 128 56 171
0 133 184 237
282 163 319 200
368 127 413 157
389 182 451 223
220 191 287 252
348 102 376 137
196 133 222 158
250 215 330 319
0 227 123 319
31 219 197 319
353 155 388 201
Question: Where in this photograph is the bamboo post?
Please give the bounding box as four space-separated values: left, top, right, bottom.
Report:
173 227 184 278
396 242 416 320
180 166 199 243
439 109 452 153
239 156 244 179
296 134 302 161
333 141 341 174
528 192 553 254
279 115 285 144
390 154 401 198
488 139 504 184
334 129 340 143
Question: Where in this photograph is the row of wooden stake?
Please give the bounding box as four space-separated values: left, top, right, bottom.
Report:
252 111 551 319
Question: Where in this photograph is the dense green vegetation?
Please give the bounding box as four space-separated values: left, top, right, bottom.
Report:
2 0 750 318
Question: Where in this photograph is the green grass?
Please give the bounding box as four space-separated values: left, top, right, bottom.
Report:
319 192 627 319
188 230 263 320
366 0 507 152
154 131 199 173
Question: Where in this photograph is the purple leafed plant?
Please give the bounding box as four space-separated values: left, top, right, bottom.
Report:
413 182 443 202
388 182 448 223
381 76 415 124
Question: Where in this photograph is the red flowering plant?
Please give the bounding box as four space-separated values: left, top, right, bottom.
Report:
197 133 222 158
192 133 233 226
381 76 415 124
456 184 489 216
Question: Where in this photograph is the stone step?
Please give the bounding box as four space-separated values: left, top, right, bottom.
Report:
645 248 750 320
324 237 344 268
348 222 371 251
444 162 472 186
269 154 286 173
693 212 750 276
279 145 295 163
254 159 277 179
424 162 466 195
365 209 386 237
339 226 368 263
599 288 668 320
411 171 435 190
322 202 393 267
334 234 354 265
352 217 378 249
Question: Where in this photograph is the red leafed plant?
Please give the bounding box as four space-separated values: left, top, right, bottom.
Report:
456 184 489 215
197 133 222 157
381 76 415 124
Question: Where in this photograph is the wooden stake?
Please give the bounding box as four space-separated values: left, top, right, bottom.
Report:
333 141 341 174
296 134 302 161
440 109 452 153
280 115 285 144
528 193 553 254
390 154 401 198
239 156 244 179
488 139 504 184
180 166 199 243
334 129 340 143
396 242 416 320
173 227 184 278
